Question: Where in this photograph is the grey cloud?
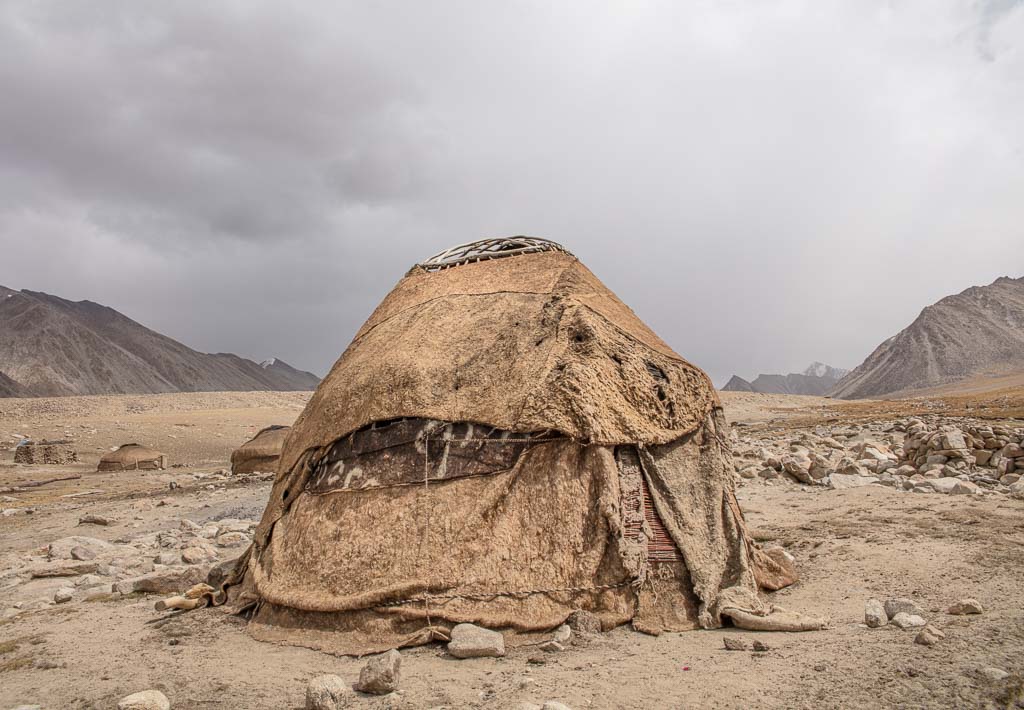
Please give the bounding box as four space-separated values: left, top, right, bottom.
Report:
1 1 1022 384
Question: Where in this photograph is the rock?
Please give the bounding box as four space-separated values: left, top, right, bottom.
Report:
215 531 249 548
782 455 814 484
539 641 565 652
884 598 923 619
306 674 351 710
53 587 74 604
9 705 42 710
974 450 993 466
117 690 170 710
75 574 107 588
1008 480 1024 499
950 480 980 495
914 625 945 646
70 545 97 561
179 519 202 533
946 598 984 615
116 566 209 595
735 462 759 479
48 536 117 560
1000 473 1021 486
835 459 872 477
204 555 242 590
890 612 927 630
542 703 572 710
447 623 506 658
927 478 958 494
753 546 799 590
566 610 601 634
30 561 99 578
78 514 110 526
752 640 770 652
154 552 181 566
354 649 401 695
181 546 214 564
1001 442 1024 458
978 667 1010 682
723 637 748 651
199 524 220 539
552 624 571 644
865 599 887 628
829 473 880 489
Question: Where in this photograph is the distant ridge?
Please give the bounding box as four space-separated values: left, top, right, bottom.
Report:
832 276 1024 399
0 286 320 397
722 362 849 396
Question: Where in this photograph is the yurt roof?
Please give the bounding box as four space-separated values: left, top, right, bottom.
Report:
101 443 164 462
277 237 718 476
233 426 290 459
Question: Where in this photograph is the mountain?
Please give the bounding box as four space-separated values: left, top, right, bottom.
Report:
0 286 320 397
259 358 323 391
832 276 1024 399
721 362 849 396
722 375 755 392
0 369 30 397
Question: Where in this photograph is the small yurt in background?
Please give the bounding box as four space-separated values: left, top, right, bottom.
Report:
98 443 167 472
230 425 290 475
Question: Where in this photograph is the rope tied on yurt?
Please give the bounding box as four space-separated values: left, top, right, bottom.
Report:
374 580 637 610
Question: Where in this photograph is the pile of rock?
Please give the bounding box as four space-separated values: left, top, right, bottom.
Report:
732 423 903 489
0 517 255 619
864 596 983 646
13 439 78 465
901 419 1022 484
731 416 1024 498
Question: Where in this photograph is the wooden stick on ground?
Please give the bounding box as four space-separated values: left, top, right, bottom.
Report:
0 474 82 494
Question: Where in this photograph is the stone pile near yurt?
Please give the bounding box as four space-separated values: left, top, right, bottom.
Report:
13 439 78 465
731 416 1024 498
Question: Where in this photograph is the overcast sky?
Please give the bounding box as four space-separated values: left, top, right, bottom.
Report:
1 1 1022 385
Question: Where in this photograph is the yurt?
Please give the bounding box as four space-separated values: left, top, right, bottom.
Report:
98 443 167 472
230 426 290 475
217 237 819 654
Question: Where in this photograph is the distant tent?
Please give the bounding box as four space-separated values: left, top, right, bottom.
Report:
230 426 290 475
98 443 167 472
215 237 821 656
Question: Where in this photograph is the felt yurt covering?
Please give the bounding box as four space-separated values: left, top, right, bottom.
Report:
219 237 818 655
98 443 167 471
231 426 290 475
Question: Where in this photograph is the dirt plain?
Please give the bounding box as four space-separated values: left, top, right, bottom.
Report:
0 389 1022 709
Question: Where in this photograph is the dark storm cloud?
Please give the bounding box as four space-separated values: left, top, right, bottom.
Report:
1 1 1022 383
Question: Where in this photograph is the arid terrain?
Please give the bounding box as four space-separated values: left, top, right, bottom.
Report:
1 389 1022 709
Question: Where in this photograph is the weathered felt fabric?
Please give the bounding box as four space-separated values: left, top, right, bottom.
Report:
220 249 817 654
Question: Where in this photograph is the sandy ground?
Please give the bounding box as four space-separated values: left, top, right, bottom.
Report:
1 391 1022 709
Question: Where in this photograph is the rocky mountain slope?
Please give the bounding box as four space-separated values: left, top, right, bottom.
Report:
723 362 849 396
832 276 1024 399
0 370 30 397
0 287 320 397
